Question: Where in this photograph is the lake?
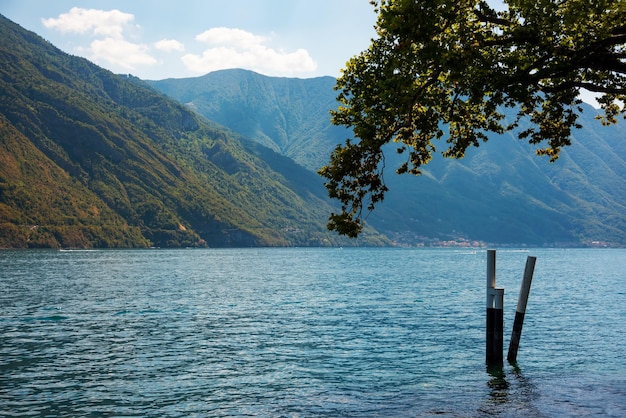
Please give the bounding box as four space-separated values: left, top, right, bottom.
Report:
1 247 624 417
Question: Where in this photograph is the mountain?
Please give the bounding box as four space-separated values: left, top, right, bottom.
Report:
149 69 348 171
0 15 388 248
148 69 626 246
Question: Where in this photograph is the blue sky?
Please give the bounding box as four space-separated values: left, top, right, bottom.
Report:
1 0 378 80
0 1 601 106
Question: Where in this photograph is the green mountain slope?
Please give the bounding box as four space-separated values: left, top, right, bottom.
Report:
150 69 626 246
0 15 388 248
0 115 148 248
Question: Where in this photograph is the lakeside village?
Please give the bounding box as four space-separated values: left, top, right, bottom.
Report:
389 233 619 249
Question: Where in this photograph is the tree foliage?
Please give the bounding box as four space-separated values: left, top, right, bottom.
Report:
319 0 626 237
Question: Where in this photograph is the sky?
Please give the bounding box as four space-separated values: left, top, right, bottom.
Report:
0 0 600 106
0 0 379 80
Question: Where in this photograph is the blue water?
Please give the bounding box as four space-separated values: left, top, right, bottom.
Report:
1 248 624 417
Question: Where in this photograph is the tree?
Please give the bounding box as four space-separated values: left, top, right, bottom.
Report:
319 0 626 237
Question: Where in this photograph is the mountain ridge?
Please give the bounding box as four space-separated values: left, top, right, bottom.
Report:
150 69 348 171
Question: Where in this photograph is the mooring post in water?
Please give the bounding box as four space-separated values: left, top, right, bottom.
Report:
507 255 537 363
486 250 504 364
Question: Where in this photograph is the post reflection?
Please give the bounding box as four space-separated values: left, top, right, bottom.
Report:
480 362 540 416
486 363 509 404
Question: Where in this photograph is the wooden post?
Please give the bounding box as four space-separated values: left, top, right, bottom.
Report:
507 256 537 363
486 250 504 364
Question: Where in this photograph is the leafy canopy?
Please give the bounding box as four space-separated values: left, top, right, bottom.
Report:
319 0 626 237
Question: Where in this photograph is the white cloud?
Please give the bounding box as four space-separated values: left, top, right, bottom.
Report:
41 7 134 39
155 39 185 53
89 38 157 70
195 27 266 48
42 8 157 72
182 27 317 76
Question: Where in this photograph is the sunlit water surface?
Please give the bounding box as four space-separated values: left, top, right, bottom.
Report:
1 248 625 417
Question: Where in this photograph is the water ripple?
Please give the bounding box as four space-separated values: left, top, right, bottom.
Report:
1 248 625 416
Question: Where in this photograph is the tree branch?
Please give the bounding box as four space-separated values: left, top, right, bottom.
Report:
543 81 626 94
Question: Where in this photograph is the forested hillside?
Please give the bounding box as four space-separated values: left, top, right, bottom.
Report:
150 70 626 246
0 15 388 248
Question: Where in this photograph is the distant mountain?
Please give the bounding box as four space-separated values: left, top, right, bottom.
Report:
0 15 388 248
149 69 626 246
149 69 348 171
